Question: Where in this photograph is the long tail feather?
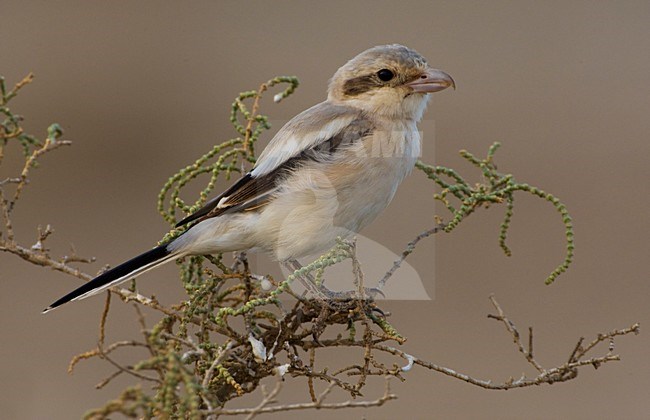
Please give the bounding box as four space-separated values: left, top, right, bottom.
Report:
42 244 181 313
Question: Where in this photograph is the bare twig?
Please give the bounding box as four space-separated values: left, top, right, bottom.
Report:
11 138 72 212
210 377 397 417
487 294 545 373
296 296 639 391
378 224 444 290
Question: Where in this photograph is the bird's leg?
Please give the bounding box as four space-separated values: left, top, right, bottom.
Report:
230 251 248 272
283 259 388 341
282 259 329 301
284 259 382 306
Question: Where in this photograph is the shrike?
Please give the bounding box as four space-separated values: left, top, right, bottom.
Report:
44 44 454 313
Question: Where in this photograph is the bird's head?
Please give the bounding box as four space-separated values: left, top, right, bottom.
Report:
328 44 454 121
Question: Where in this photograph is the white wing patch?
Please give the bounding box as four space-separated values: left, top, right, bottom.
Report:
251 103 358 178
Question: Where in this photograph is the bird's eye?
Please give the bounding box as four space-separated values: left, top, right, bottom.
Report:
376 69 394 82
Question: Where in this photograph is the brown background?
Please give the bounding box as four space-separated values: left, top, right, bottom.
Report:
1 1 649 418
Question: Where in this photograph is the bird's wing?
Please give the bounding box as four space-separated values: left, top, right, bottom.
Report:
175 102 370 228
174 172 274 227
250 102 359 177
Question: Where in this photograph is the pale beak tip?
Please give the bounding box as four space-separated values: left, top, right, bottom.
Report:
406 68 456 94
438 70 456 91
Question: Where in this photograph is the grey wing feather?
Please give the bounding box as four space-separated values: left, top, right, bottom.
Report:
251 102 362 177
176 102 373 228
175 173 277 227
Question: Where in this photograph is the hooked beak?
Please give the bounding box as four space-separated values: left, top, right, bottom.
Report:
406 68 456 93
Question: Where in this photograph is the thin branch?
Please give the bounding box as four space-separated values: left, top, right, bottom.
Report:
377 224 444 290
210 377 396 417
10 138 72 211
487 294 545 373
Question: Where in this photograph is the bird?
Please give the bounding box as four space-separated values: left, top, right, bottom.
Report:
43 44 454 313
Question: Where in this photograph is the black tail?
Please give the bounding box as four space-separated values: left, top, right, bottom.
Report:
43 244 179 313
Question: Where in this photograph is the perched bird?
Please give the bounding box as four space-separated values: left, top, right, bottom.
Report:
43 44 454 313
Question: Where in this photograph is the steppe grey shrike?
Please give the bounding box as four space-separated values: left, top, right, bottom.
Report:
44 44 454 313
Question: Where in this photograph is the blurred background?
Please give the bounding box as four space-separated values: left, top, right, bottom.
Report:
1 1 649 418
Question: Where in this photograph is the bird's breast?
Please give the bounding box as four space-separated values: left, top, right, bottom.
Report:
330 123 420 230
251 121 421 261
